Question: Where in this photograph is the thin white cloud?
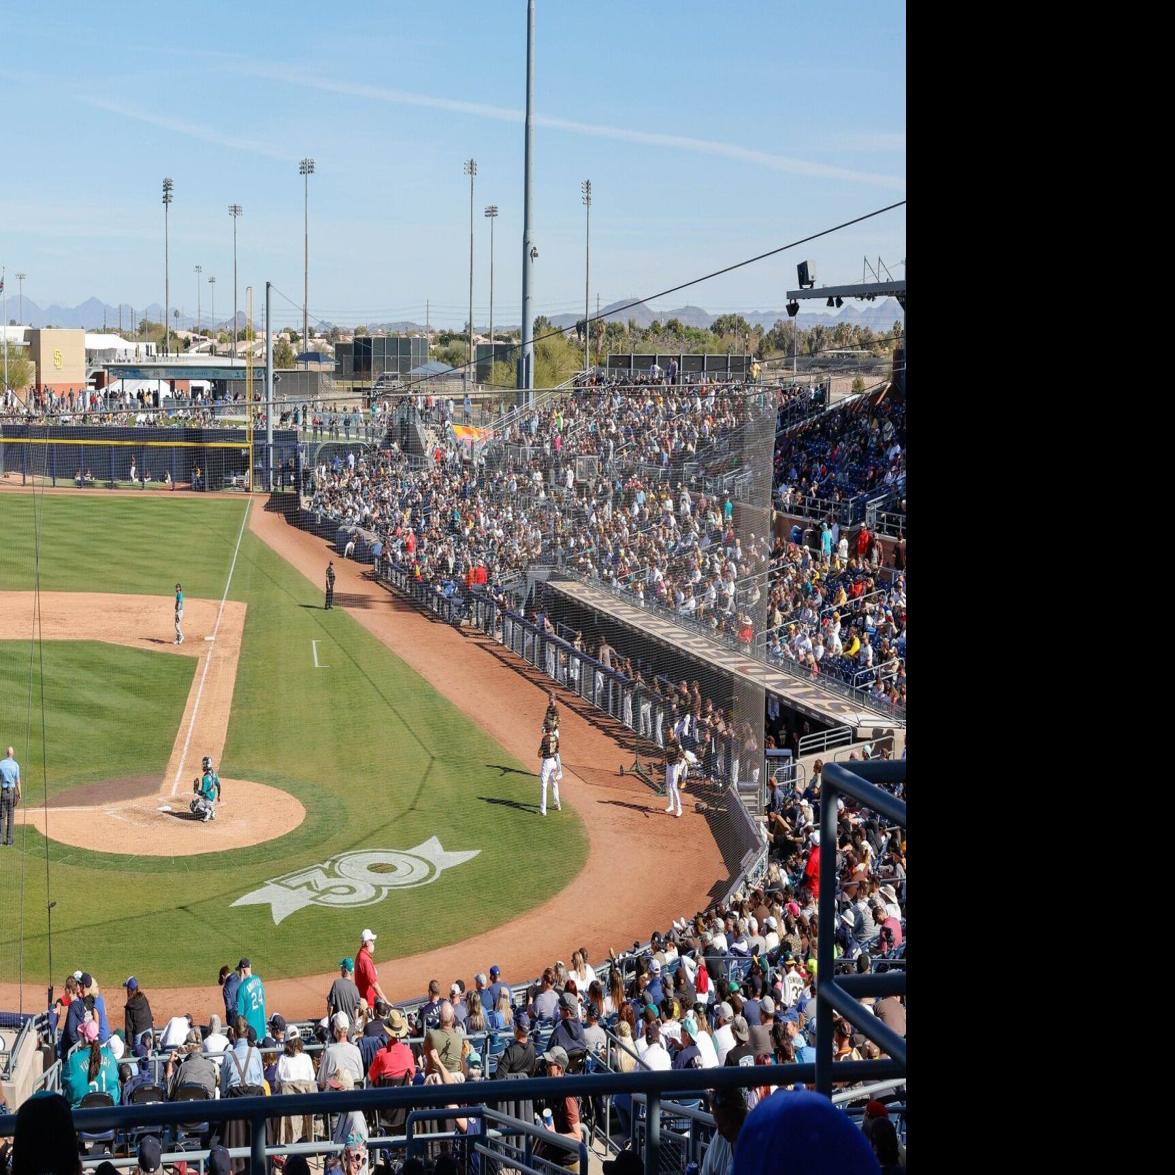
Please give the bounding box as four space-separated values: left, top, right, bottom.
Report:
81 96 295 162
230 64 905 191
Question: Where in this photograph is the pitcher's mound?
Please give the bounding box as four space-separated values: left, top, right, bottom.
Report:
19 778 305 856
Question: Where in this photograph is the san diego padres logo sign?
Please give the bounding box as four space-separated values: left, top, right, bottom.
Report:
52 348 64 369
232 837 479 924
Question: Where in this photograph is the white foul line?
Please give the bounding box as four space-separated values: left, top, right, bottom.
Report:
312 639 329 669
169 498 252 797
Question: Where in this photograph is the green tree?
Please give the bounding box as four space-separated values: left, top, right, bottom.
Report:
1 343 33 391
490 359 517 388
353 324 369 337
273 338 296 368
711 313 751 338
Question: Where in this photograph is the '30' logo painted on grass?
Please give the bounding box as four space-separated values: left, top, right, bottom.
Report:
231 837 480 924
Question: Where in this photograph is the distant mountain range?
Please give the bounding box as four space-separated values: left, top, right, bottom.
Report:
10 295 903 336
8 298 252 332
547 297 904 333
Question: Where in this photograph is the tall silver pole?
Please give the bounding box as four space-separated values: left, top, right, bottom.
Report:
520 0 536 401
464 158 476 394
162 178 174 355
266 281 274 491
209 277 215 337
195 265 202 333
485 205 498 384
300 159 315 367
228 205 242 367
16 273 26 326
581 179 591 373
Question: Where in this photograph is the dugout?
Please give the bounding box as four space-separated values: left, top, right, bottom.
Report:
0 423 300 491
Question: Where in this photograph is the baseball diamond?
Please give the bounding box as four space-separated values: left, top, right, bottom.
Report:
0 488 729 1018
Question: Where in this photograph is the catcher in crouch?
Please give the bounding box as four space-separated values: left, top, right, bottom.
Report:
190 756 221 822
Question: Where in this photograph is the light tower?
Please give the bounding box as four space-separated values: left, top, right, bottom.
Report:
484 205 498 377
162 178 174 354
208 275 216 337
194 265 202 333
15 273 26 325
581 179 591 373
464 158 477 393
228 204 243 364
299 158 315 365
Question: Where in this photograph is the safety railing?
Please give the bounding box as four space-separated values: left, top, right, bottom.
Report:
797 724 855 757
874 509 907 538
0 1065 906 1175
815 760 906 1097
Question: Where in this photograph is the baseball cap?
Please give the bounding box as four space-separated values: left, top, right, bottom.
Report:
79 972 93 988
542 1045 569 1069
467 1050 483 1070
208 1146 231 1175
137 1137 161 1174
731 1015 750 1042
490 965 501 977
717 1001 734 1021
682 1015 700 1040
515 1012 530 1032
760 996 776 1017
649 959 662 975
124 976 138 991
450 982 461 996
780 1009 800 1024
237 958 251 970
560 991 579 1013
339 956 355 972
360 929 377 943
269 1013 287 1032
331 1012 350 1032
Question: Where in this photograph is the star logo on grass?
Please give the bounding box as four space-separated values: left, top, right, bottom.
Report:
231 837 480 925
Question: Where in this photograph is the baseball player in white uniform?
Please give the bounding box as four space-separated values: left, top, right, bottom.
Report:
664 731 684 818
538 722 561 816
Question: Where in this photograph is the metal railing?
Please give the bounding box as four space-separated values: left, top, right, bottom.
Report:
815 760 906 1096
0 1065 904 1175
797 724 855 757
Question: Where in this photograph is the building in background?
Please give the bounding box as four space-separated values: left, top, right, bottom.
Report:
28 328 87 394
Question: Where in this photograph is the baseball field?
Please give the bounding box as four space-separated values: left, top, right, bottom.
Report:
0 489 595 987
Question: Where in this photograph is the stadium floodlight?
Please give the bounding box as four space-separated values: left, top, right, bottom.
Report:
797 261 815 289
464 159 477 395
786 300 800 318
485 205 499 362
162 178 174 355
835 297 844 309
299 159 315 366
826 296 835 308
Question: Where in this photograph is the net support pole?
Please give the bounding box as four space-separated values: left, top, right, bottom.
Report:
266 281 274 491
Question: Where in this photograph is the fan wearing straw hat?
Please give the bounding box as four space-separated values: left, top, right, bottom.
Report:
366 1009 416 1084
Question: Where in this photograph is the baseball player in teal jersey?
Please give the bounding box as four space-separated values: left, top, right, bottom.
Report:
190 755 220 822
174 583 185 645
235 959 267 1042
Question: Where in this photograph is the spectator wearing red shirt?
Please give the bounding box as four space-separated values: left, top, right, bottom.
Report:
803 838 821 900
856 524 871 559
355 929 387 1009
366 1009 416 1084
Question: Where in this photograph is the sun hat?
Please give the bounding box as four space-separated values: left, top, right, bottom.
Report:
383 1009 409 1038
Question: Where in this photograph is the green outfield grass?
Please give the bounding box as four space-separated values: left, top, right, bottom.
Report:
0 493 589 989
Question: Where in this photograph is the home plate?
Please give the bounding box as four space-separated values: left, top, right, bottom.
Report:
204 636 216 641
158 805 173 813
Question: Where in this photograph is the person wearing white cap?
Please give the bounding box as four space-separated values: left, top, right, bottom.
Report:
712 1002 736 1065
317 1012 363 1090
355 929 387 1010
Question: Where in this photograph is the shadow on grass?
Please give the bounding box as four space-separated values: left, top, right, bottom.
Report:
477 795 542 814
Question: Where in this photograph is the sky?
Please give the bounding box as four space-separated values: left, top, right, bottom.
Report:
1 1 905 331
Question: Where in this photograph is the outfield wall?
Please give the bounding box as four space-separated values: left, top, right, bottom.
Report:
0 423 300 490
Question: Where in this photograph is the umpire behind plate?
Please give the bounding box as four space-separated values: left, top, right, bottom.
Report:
190 755 221 822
